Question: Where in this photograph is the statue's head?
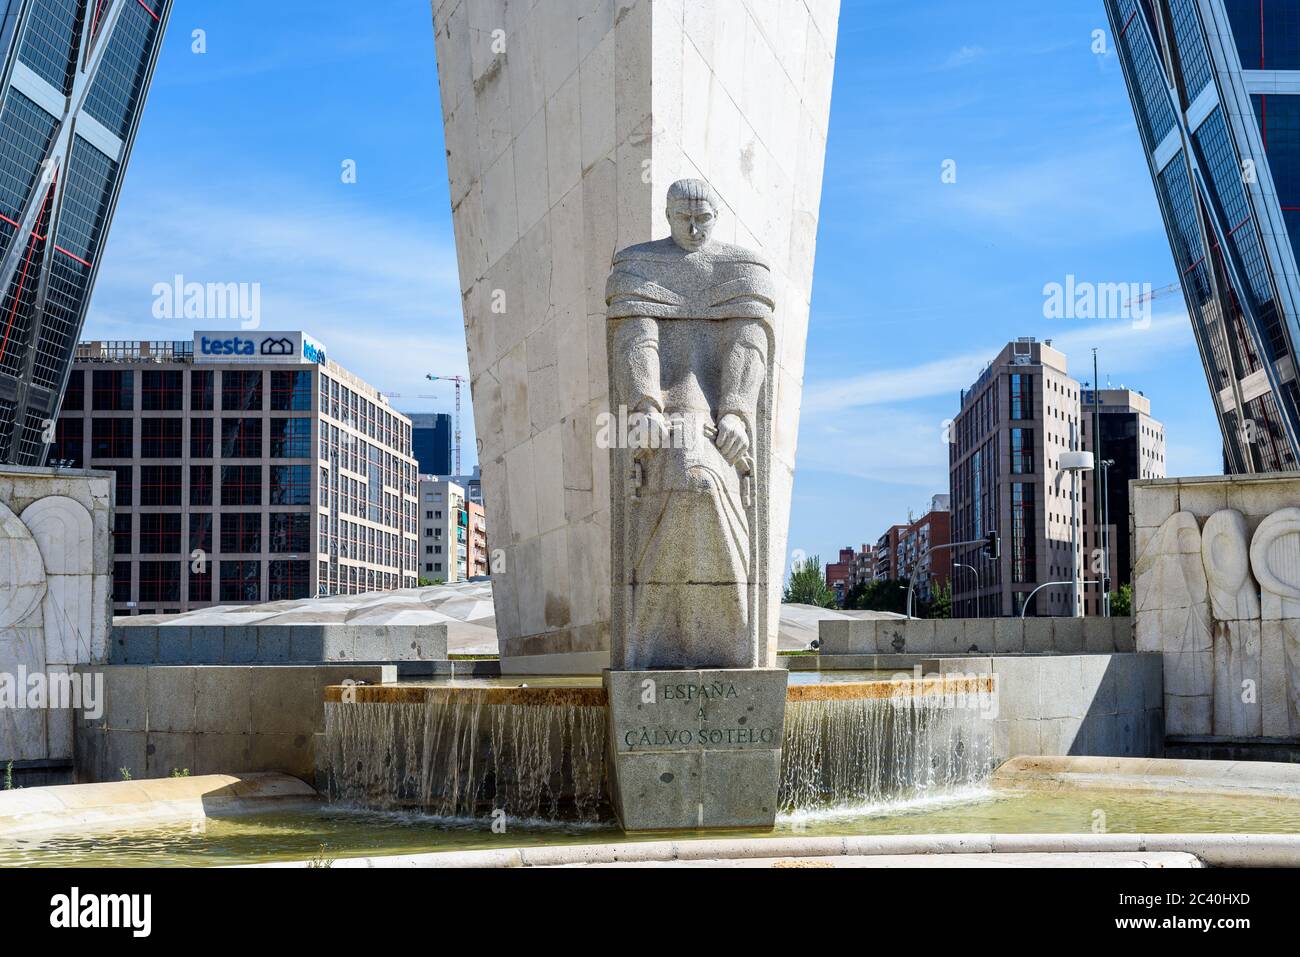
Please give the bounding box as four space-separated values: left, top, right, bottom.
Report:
666 178 719 253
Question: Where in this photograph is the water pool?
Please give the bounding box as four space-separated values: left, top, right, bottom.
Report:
3 786 1298 867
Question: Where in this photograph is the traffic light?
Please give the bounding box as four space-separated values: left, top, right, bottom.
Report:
982 531 999 561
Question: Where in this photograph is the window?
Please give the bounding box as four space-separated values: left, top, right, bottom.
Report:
91 418 132 459
190 466 213 506
189 567 212 603
92 370 133 410
190 418 214 458
113 562 132 603
112 466 132 507
190 369 214 410
139 513 181 554
1011 428 1034 474
270 418 311 457
189 513 213 554
270 465 312 505
141 370 183 410
138 562 181 603
269 513 310 553
50 418 83 466
271 370 313 411
221 417 263 458
64 371 85 411
113 514 132 555
141 418 182 458
1011 482 1037 584
268 560 310 601
1009 373 1033 420
221 465 262 506
222 371 262 411
140 466 182 506
221 513 262 554
1226 0 1300 71
220 560 261 602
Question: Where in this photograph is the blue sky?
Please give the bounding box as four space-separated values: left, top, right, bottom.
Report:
84 0 1223 572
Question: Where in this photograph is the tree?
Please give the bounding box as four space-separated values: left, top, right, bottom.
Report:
927 581 952 619
1110 583 1133 616
783 555 838 607
847 578 909 615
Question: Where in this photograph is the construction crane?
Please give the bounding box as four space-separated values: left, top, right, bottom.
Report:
380 375 469 475
426 374 468 475
1123 281 1182 310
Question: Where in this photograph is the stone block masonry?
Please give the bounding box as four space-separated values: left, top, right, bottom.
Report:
0 467 114 775
74 664 394 784
433 0 842 672
604 669 788 830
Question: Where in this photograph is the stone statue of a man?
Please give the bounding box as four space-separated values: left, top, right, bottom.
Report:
606 179 775 670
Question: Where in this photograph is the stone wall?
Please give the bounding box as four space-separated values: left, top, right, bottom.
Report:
818 616 1135 656
934 654 1164 762
1132 474 1300 741
107 623 447 664
0 467 113 769
73 664 394 784
431 0 841 671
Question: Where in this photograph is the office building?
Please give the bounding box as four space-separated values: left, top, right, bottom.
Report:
0 0 173 465
51 331 419 614
1107 0 1300 470
409 412 452 475
949 339 1165 617
1081 387 1167 590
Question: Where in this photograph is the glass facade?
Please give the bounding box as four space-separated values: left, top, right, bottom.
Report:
1108 0 1300 471
58 349 419 613
0 0 172 464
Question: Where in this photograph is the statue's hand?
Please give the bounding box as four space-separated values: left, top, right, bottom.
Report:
634 409 672 460
714 413 749 466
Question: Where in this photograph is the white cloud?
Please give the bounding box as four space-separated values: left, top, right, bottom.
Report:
802 310 1195 417
942 45 986 69
85 184 478 455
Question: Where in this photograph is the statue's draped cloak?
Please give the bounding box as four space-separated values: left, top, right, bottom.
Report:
607 238 776 670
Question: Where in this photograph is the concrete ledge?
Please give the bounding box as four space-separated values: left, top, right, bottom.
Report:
108 623 448 665
248 832 1300 868
820 617 1135 656
500 651 612 675
0 772 319 837
994 755 1300 799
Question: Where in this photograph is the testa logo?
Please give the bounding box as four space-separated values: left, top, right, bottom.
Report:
199 335 256 357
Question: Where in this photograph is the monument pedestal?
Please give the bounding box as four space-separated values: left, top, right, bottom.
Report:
604 669 788 831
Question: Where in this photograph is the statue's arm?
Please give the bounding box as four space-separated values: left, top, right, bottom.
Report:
719 320 768 425
613 316 663 414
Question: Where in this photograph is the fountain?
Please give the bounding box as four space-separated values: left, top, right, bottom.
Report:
320 673 996 824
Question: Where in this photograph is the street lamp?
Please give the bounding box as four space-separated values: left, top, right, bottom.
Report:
1099 458 1114 617
954 562 980 593
1059 449 1094 618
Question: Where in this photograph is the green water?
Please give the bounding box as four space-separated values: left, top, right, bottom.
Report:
3 786 1298 867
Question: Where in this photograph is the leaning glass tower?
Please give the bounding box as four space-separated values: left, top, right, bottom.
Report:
1106 0 1300 472
0 0 171 465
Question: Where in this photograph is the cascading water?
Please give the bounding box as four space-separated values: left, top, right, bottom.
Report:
778 688 998 813
323 676 999 824
323 691 609 822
